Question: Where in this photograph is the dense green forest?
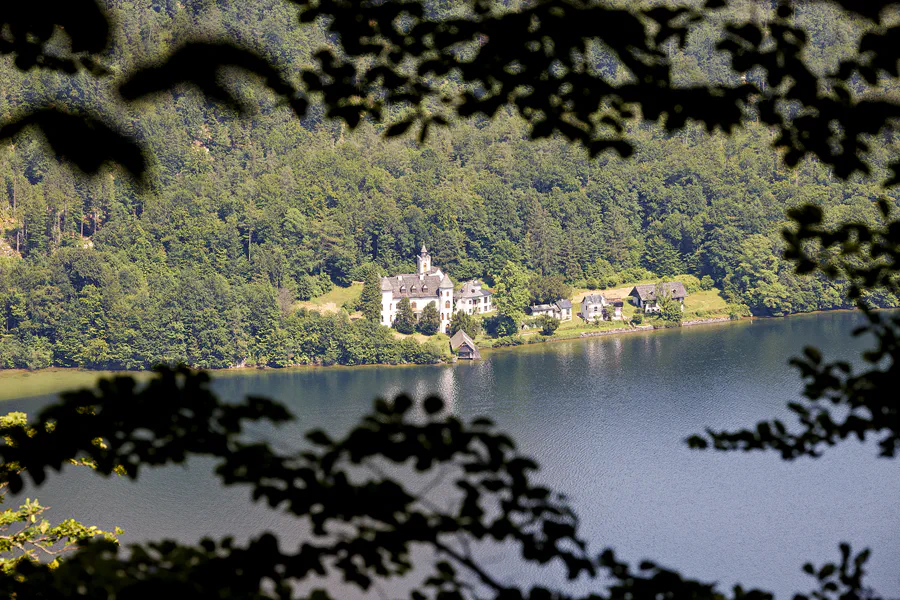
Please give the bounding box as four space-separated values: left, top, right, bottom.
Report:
1 0 898 369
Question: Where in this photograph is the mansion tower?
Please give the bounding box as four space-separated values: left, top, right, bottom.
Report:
380 246 454 333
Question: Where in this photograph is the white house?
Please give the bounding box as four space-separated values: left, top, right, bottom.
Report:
555 299 573 321
380 246 454 333
629 282 688 313
456 280 493 315
581 293 607 321
529 304 557 318
529 299 573 321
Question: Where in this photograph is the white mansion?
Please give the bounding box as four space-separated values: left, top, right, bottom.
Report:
380 246 455 333
380 246 493 334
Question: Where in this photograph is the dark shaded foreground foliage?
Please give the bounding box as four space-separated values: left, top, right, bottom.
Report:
9 1 900 183
690 202 900 461
0 366 887 600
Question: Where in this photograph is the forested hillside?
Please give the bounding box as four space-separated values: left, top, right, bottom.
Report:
1 0 898 369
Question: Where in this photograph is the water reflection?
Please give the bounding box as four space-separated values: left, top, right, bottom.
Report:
2 312 897 599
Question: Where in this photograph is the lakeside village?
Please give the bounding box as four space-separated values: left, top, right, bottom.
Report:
368 246 725 361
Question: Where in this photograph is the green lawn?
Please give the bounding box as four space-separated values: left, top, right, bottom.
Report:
683 289 730 319
295 282 363 314
392 331 449 344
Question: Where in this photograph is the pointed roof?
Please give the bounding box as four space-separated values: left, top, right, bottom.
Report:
439 274 454 289
380 278 393 292
458 280 491 299
420 243 428 254
449 330 476 351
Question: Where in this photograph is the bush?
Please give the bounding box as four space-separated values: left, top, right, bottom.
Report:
450 311 482 338
657 298 684 326
489 315 519 338
631 311 644 325
492 335 524 348
700 275 715 291
674 274 702 294
539 316 560 336
296 273 333 301
728 303 752 320
623 267 656 281
399 339 445 364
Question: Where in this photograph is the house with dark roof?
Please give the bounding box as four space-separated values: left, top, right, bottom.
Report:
555 299 573 321
629 282 688 313
528 299 573 321
456 280 493 315
449 330 481 360
380 245 455 333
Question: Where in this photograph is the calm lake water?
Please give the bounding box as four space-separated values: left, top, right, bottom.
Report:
3 312 899 598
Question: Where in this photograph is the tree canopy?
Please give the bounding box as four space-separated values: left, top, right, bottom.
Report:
1 1 898 598
8 0 900 186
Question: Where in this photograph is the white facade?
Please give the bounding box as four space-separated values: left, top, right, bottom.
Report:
455 280 493 315
529 300 572 321
581 294 607 321
380 246 454 334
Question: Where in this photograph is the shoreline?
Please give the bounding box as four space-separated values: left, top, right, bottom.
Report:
0 308 879 402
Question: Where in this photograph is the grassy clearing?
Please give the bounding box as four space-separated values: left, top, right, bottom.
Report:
392 331 450 344
683 289 730 318
295 282 363 314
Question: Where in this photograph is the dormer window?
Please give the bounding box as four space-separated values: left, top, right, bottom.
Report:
422 285 428 293
400 285 406 292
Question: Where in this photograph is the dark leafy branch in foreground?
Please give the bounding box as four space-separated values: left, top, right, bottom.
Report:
0 367 884 599
8 1 900 182
689 203 900 459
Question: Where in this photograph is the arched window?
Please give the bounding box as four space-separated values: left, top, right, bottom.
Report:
411 302 417 310
445 301 450 309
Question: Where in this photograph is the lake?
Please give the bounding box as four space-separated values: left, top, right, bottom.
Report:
2 312 898 598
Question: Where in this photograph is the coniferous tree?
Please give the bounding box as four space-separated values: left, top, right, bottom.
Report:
359 267 383 322
416 302 440 336
393 297 416 334
494 262 531 327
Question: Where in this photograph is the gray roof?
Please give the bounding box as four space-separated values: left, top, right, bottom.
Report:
556 299 572 310
630 282 688 302
530 304 555 312
582 294 606 305
458 280 491 299
449 330 476 352
381 272 451 297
